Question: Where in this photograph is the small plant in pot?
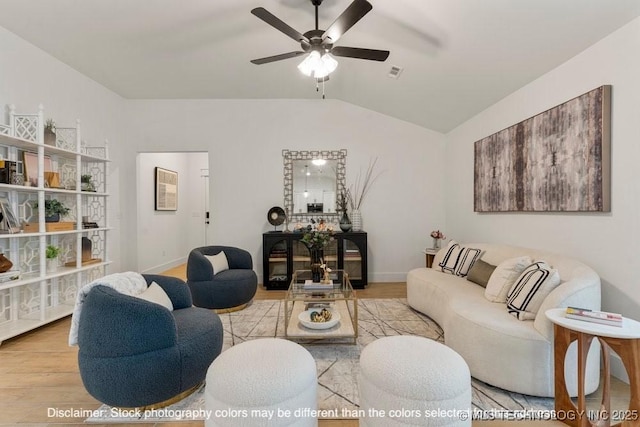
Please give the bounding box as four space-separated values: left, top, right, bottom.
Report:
81 174 95 192
33 199 70 222
45 245 61 273
44 119 56 146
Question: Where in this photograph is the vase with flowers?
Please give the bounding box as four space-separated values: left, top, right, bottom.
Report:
349 158 383 232
430 230 445 249
301 219 335 282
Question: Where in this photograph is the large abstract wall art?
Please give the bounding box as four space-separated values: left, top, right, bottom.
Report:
474 85 611 212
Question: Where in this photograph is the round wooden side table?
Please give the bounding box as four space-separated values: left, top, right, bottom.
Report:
546 308 640 427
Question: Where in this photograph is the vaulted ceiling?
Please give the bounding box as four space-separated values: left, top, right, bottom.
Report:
1 0 639 132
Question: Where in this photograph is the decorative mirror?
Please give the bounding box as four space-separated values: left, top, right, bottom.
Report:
283 149 347 222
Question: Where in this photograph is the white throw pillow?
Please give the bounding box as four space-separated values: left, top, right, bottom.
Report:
484 255 533 302
136 282 173 311
205 251 229 275
507 261 561 320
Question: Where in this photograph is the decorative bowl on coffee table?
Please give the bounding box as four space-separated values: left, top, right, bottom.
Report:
298 309 341 330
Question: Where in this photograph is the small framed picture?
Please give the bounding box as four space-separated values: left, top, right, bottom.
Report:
155 167 178 211
0 197 21 233
23 152 53 187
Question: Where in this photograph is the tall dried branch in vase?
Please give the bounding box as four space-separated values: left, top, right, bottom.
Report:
348 158 383 231
349 157 383 211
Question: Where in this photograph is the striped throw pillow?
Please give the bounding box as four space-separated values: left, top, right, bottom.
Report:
506 262 560 320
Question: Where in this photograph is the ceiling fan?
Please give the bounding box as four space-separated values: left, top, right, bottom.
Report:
250 0 390 79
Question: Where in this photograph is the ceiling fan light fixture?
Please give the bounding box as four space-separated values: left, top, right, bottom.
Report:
297 51 338 78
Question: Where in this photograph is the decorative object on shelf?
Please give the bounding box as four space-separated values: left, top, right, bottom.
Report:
0 160 19 184
33 199 70 223
0 196 21 233
0 269 20 283
44 172 61 188
45 245 60 273
349 157 383 231
0 253 13 273
301 219 334 282
155 167 178 211
430 230 445 249
23 221 75 233
81 174 95 192
64 237 102 267
350 210 362 232
267 206 286 232
337 190 352 232
44 118 56 146
321 263 332 284
474 85 611 212
22 152 53 187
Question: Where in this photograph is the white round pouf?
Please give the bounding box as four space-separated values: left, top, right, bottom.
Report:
359 336 471 426
205 338 317 427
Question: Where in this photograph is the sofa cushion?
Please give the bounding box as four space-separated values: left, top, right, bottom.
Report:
484 255 532 302
507 262 561 320
466 259 496 288
205 251 229 275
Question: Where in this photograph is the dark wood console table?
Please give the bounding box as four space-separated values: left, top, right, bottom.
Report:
262 231 367 290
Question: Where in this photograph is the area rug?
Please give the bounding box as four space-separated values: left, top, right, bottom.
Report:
87 298 554 423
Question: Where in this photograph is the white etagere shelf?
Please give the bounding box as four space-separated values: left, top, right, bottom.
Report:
0 104 111 345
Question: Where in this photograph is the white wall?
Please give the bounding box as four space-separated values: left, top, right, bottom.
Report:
0 25 127 273
124 99 446 282
136 152 208 273
445 17 640 317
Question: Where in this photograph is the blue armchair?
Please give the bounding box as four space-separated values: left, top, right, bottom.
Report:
187 246 257 311
77 274 223 408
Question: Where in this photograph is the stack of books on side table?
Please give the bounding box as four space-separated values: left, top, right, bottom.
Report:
565 307 623 327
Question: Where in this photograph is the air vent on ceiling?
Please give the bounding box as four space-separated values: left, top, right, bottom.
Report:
388 66 403 79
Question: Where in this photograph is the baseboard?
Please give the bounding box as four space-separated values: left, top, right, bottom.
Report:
610 351 630 384
143 257 187 275
369 272 407 283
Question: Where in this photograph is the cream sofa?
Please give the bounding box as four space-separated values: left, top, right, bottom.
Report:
407 243 601 397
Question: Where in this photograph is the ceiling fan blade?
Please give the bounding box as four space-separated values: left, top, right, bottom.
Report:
322 0 372 44
250 51 306 65
331 46 389 61
251 7 309 43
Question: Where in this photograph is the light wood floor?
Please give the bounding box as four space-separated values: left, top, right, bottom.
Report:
0 264 628 426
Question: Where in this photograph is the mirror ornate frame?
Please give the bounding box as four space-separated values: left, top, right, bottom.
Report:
283 149 347 223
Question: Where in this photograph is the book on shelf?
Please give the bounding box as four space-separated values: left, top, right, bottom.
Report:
565 307 623 327
0 270 20 283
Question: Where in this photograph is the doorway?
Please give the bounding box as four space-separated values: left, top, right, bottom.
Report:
136 151 210 273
